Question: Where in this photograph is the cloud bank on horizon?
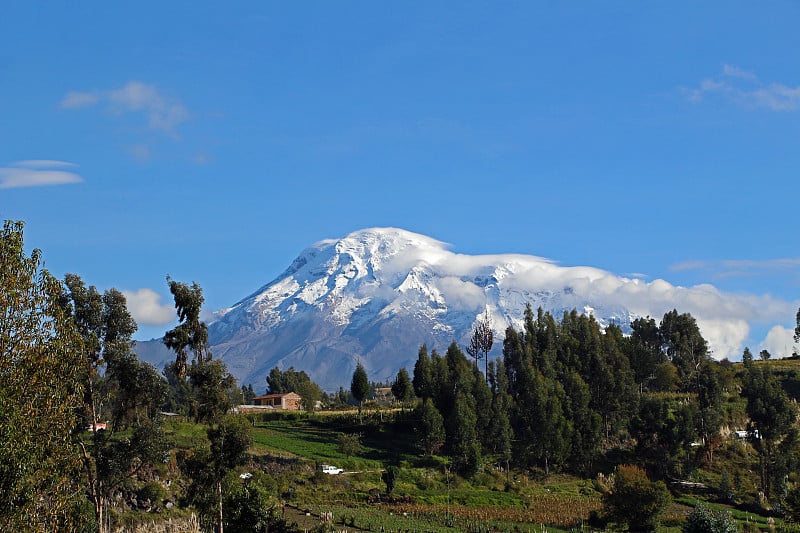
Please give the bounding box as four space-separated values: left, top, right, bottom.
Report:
365 230 798 360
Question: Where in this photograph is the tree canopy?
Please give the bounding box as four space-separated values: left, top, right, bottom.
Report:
0 220 85 531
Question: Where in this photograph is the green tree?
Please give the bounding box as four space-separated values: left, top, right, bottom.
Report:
163 277 209 378
266 367 286 393
412 345 433 402
382 465 400 496
163 361 193 414
504 329 570 474
351 361 370 422
188 359 237 423
63 274 168 532
652 362 679 392
241 384 255 404
742 346 754 367
163 279 236 423
465 309 494 378
603 464 671 532
223 470 282 533
181 415 253 533
63 273 114 434
696 362 723 463
742 358 797 500
295 378 323 412
92 419 170 528
110 354 167 428
563 370 602 474
391 367 415 411
629 317 663 391
0 220 86 532
629 396 696 479
448 391 481 477
794 307 800 356
337 433 362 457
785 481 800 522
659 310 709 392
591 324 637 440
414 401 445 455
487 359 513 480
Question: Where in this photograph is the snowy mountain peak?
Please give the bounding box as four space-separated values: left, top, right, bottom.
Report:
152 227 767 390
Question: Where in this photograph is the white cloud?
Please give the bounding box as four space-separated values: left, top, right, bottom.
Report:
684 65 800 111
760 325 798 359
334 230 798 361
438 276 485 311
0 160 83 189
61 81 189 134
127 144 153 162
123 288 176 326
696 318 750 360
14 159 77 169
752 83 800 111
60 91 99 109
722 64 757 80
109 81 189 133
408 249 797 360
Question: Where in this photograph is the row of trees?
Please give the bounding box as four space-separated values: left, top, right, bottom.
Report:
396 304 799 500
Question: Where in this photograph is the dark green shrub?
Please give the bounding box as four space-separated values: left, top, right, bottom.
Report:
602 464 671 532
137 481 166 504
683 503 737 533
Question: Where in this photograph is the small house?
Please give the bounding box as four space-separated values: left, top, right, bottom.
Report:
252 392 302 410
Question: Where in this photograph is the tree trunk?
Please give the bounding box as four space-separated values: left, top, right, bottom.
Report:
217 480 224 533
95 495 105 533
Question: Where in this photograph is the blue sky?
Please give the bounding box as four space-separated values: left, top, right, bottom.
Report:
2 2 799 355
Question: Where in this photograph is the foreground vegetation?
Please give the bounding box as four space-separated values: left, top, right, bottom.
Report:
4 218 800 532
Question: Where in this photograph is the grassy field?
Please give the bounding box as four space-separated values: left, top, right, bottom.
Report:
161 409 797 532
246 414 606 531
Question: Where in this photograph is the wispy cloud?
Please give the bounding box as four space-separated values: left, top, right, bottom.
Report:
60 81 189 134
126 144 153 163
671 257 800 278
683 64 800 111
0 160 83 189
60 91 100 109
722 64 757 81
123 288 176 326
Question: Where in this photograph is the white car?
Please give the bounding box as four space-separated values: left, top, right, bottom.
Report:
320 464 343 475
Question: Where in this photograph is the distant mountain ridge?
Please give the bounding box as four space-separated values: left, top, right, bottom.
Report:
136 227 720 390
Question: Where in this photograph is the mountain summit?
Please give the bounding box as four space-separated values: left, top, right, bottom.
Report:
202 227 638 389
138 227 755 390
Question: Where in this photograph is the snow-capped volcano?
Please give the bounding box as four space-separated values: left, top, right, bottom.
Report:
201 227 639 390
138 227 777 390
